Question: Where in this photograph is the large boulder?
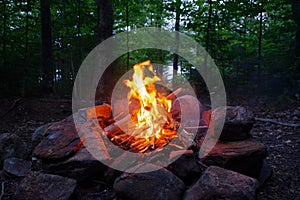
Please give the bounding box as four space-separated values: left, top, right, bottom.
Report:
32 120 82 160
42 147 109 182
167 150 203 185
218 106 255 141
14 172 76 200
200 138 267 179
183 166 259 200
113 164 185 200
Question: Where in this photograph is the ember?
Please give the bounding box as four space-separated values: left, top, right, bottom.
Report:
105 60 179 153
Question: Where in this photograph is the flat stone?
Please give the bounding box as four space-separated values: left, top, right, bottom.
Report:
0 133 27 167
167 150 203 185
42 147 109 182
113 164 185 200
218 106 255 141
3 157 31 178
200 138 267 178
183 166 259 200
31 123 52 149
14 172 76 200
32 120 82 160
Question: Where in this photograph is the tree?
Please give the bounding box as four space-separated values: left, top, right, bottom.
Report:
96 0 113 43
292 0 300 57
40 0 53 94
96 0 114 100
173 0 181 77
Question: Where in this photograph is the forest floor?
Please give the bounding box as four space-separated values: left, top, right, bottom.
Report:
0 95 299 200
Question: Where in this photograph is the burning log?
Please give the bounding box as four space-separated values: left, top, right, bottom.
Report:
166 88 182 100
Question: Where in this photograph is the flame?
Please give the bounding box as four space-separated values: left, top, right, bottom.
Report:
124 60 175 146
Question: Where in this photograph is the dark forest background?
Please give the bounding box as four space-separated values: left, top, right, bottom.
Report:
0 0 300 100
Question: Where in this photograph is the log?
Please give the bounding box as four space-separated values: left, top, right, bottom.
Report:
104 115 135 137
166 88 182 100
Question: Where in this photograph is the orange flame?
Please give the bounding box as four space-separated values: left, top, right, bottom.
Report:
124 60 174 142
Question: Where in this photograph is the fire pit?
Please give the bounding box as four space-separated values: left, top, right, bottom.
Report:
23 61 271 200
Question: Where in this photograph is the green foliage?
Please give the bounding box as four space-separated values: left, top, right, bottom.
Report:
0 0 298 97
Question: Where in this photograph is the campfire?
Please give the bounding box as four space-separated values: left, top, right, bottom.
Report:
104 60 181 153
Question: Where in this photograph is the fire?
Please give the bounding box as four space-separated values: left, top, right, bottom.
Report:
123 60 176 150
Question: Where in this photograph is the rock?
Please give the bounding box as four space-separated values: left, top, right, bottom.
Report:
14 172 76 200
201 138 267 178
32 119 82 160
113 164 185 200
41 118 110 180
31 123 52 149
0 133 27 167
258 160 273 187
42 147 109 182
218 106 255 141
3 157 31 178
74 181 115 200
167 150 203 185
171 95 201 128
183 166 259 200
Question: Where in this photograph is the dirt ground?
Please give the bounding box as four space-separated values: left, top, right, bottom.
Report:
0 96 299 200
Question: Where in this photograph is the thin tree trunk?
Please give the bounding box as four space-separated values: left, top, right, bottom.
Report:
292 0 300 57
41 0 54 94
156 0 164 75
77 0 82 61
21 0 30 96
126 0 129 70
258 0 263 78
96 0 114 100
173 0 181 78
204 0 213 70
2 0 7 66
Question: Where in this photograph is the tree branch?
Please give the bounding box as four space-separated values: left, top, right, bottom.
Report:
255 117 300 128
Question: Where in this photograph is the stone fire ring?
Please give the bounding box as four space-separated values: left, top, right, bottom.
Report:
72 27 227 173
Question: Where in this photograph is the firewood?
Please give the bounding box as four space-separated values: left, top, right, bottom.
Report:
104 114 135 137
166 88 182 100
130 138 147 148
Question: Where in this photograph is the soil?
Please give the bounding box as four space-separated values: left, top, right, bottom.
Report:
0 96 299 200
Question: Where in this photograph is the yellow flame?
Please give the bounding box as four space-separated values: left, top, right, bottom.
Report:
124 60 173 140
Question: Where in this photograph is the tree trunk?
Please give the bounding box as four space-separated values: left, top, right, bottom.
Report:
96 0 113 44
292 0 300 57
40 0 54 94
173 0 181 78
257 0 263 78
2 0 7 66
77 0 82 61
126 0 130 70
96 0 114 101
21 0 31 96
204 0 213 70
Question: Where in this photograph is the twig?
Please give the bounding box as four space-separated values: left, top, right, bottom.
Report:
0 99 21 119
183 126 208 130
0 181 6 200
197 161 208 168
255 117 300 128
